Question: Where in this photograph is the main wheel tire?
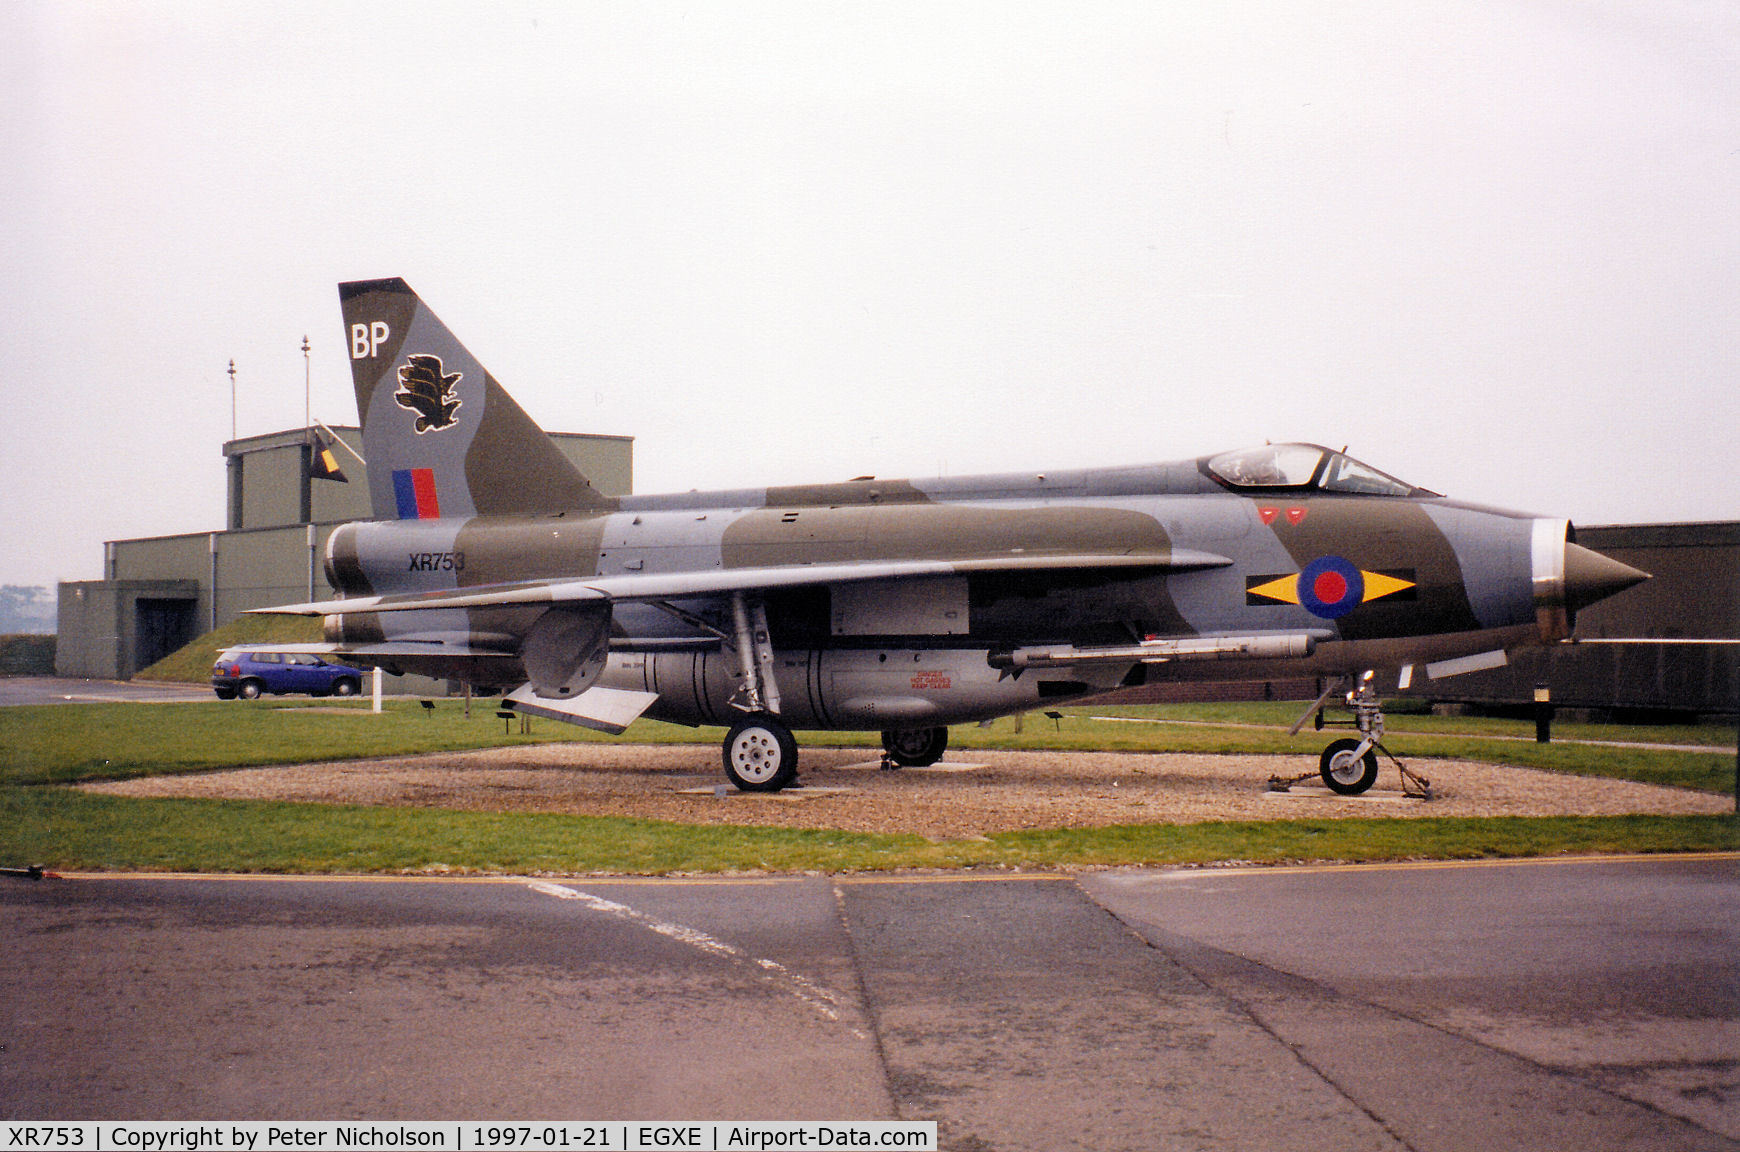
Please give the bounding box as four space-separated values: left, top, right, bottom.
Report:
723 715 799 792
238 679 263 700
1320 738 1379 795
332 678 359 697
881 726 949 767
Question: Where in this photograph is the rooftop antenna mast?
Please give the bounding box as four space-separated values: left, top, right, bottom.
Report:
227 359 237 441
302 335 311 434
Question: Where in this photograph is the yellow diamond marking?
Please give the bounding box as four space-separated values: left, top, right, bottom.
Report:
1248 574 1301 604
1361 570 1417 602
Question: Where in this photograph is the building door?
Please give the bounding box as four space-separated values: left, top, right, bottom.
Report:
134 598 196 673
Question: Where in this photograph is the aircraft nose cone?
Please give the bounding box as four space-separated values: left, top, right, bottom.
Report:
1563 542 1649 614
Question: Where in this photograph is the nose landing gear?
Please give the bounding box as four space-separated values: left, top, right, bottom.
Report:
1269 672 1433 799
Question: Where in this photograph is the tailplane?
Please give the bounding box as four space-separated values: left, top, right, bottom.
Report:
340 278 613 520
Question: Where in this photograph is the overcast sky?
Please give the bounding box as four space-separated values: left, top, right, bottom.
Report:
4 1 1737 590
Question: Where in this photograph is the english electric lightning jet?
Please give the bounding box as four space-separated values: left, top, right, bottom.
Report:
260 278 1648 793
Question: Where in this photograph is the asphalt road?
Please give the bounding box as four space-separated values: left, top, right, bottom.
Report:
3 857 1735 1151
0 676 215 706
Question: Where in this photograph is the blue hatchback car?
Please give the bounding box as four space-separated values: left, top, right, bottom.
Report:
211 649 370 700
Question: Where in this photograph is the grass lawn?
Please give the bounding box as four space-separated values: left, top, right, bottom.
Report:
5 787 1734 876
4 698 1733 794
1 696 1733 875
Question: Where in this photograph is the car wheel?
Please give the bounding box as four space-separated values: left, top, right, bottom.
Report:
332 678 359 697
238 679 263 700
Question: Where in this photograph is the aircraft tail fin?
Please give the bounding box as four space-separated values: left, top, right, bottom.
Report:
340 278 613 521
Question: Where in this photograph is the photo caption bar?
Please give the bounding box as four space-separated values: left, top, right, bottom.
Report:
2 1123 935 1152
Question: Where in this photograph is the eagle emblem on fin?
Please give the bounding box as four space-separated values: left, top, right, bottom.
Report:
394 354 463 433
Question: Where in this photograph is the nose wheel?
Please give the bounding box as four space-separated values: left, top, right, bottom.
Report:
1320 738 1380 794
1271 672 1433 799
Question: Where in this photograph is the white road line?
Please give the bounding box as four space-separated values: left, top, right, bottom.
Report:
525 880 864 1036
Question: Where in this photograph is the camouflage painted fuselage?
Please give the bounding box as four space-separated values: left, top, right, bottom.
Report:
269 279 1644 746
322 458 1558 730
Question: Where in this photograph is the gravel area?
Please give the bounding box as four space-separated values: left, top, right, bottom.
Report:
83 743 1729 840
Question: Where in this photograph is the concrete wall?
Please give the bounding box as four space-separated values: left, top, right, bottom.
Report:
103 525 344 629
214 525 332 615
109 534 213 633
56 579 199 679
55 582 119 678
240 447 311 531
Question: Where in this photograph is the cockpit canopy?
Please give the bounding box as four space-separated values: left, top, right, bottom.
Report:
1204 444 1435 497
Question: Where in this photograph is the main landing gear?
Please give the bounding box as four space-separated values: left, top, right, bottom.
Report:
723 713 799 792
880 726 950 769
719 592 800 792
1270 672 1433 799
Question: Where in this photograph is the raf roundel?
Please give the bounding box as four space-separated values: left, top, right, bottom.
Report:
1297 555 1366 619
